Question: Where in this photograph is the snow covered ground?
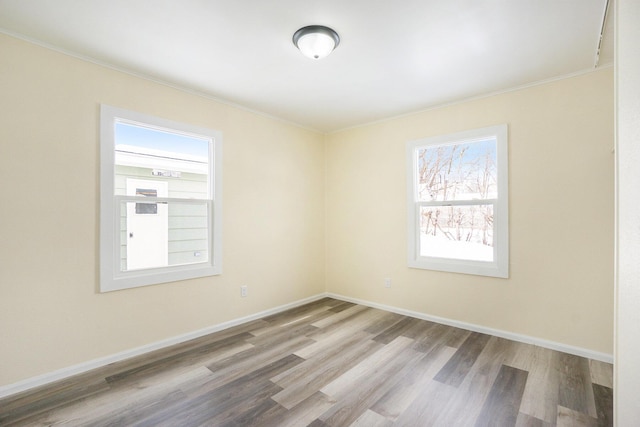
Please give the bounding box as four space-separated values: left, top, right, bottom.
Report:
420 233 493 262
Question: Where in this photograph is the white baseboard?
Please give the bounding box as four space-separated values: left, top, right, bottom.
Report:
0 293 327 399
1 291 612 399
326 292 614 364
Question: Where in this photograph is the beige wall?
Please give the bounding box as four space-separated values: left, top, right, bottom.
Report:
0 34 326 387
325 68 614 355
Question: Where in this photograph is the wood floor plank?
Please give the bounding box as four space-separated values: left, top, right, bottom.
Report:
249 305 334 337
434 331 492 387
158 378 281 427
393 378 459 426
247 323 318 347
310 304 368 329
444 325 473 348
362 311 405 335
0 376 111 426
372 316 422 344
105 331 254 385
271 332 382 409
474 364 529 427
250 391 336 427
307 419 330 427
516 412 553 427
102 341 254 400
349 409 394 427
557 352 598 418
318 337 424 426
431 335 518 426
0 298 614 427
398 318 438 340
411 322 471 352
259 298 335 323
99 318 268 379
217 394 281 427
272 330 373 388
320 336 415 399
328 301 357 313
556 405 598 427
204 334 314 389
588 359 613 389
28 367 213 427
592 384 613 427
93 389 190 427
369 344 457 421
511 343 561 425
298 308 387 358
234 400 288 427
307 306 384 342
146 354 301 426
411 322 452 353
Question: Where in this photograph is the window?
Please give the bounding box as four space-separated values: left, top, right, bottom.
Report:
100 105 222 292
407 125 508 278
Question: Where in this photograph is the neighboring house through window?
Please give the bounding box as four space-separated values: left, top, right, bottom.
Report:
407 124 508 278
100 105 222 292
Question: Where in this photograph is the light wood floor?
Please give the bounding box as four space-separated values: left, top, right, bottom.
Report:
0 298 613 426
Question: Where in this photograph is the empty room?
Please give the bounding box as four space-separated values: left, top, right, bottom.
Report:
1 1 639 426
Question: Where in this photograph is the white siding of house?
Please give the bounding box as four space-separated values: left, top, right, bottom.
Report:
115 165 209 270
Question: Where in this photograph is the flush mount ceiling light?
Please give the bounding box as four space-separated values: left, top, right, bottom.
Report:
293 25 340 60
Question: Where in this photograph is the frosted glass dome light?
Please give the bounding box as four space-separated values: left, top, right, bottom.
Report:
293 25 340 60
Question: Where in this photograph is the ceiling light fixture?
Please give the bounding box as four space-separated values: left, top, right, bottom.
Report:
293 25 340 60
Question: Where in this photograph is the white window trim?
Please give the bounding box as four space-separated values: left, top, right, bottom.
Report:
406 124 508 278
100 105 222 292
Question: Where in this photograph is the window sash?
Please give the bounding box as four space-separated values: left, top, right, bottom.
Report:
414 201 496 263
113 197 214 277
415 199 497 207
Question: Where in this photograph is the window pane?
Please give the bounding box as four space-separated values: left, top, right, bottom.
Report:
120 200 210 272
114 122 210 199
419 204 494 261
135 188 158 214
417 138 497 201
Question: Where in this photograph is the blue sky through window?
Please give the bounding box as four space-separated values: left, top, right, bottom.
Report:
115 121 209 159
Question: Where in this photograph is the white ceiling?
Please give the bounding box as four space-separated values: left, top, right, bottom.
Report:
0 0 612 133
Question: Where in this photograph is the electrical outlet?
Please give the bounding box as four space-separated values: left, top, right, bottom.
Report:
384 278 391 288
241 285 248 297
